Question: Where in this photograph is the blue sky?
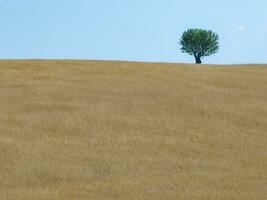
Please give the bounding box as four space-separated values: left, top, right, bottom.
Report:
0 0 266 64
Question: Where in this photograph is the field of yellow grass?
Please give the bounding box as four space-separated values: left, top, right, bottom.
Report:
0 60 267 200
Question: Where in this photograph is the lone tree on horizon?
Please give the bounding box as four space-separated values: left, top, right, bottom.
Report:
179 29 219 64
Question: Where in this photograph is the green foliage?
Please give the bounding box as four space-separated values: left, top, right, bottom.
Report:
179 29 219 63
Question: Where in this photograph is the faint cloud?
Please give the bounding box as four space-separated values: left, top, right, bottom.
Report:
262 29 267 34
237 26 247 32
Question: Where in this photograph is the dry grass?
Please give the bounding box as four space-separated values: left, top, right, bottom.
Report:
0 60 267 200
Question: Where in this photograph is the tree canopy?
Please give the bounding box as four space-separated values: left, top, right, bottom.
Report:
179 29 219 64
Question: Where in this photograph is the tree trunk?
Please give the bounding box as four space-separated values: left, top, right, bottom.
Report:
194 56 202 64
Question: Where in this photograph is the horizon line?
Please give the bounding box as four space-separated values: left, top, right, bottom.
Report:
0 58 266 66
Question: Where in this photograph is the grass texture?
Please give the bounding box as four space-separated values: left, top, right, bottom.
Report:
0 60 267 200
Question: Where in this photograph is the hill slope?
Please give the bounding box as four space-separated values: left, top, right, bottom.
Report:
0 60 267 200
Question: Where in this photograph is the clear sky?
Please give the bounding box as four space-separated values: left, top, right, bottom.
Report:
0 0 266 64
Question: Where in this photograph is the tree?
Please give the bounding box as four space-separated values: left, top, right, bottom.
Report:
179 29 219 64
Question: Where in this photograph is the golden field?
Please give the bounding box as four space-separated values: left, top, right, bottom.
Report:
0 60 267 200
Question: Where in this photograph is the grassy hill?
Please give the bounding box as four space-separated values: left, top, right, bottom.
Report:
0 60 267 200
